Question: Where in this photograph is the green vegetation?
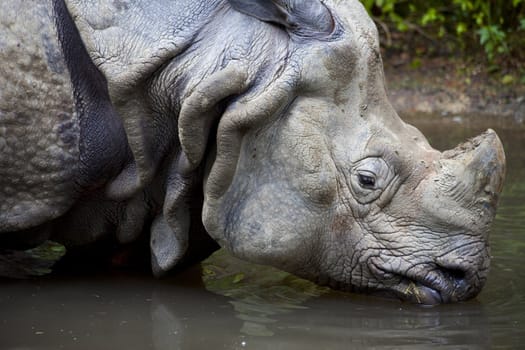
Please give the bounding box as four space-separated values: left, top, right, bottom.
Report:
0 241 66 278
360 0 525 65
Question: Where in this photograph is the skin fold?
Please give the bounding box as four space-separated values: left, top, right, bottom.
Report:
0 0 505 304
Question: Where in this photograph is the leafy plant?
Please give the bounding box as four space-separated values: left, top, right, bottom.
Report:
360 0 525 63
478 25 507 60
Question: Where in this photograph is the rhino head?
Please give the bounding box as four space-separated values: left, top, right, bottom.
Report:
207 0 506 304
196 1 505 304
23 0 504 303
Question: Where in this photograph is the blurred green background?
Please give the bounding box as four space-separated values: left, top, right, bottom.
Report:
360 0 524 70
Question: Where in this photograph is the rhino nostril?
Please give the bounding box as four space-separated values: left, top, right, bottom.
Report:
437 266 469 302
439 266 466 282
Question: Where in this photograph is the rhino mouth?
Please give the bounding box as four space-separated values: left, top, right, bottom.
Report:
387 278 446 305
370 263 472 305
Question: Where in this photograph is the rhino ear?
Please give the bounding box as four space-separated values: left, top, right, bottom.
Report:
228 0 334 38
228 0 291 27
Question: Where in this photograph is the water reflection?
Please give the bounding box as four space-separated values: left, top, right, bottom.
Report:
201 249 329 337
198 250 493 349
0 265 495 349
1 114 524 349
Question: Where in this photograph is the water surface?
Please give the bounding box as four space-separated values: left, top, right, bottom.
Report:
1 114 524 349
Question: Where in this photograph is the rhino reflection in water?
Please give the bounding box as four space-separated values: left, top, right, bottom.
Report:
0 0 505 304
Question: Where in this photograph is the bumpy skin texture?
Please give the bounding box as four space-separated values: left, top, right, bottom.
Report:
0 0 505 304
0 0 78 235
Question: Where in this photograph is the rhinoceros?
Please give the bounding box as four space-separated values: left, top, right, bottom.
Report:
0 0 505 304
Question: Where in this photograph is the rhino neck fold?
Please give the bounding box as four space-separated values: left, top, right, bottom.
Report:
54 0 131 192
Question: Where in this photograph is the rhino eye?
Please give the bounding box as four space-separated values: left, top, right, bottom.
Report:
358 172 376 189
350 157 394 204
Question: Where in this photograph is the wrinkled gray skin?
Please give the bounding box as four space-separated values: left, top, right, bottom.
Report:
0 0 505 304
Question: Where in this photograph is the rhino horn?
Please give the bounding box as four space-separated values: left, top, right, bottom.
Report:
441 129 506 216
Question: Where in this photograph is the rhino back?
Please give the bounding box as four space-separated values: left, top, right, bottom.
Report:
0 0 79 232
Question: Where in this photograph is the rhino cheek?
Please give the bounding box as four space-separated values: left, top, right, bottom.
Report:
202 108 339 270
203 182 325 271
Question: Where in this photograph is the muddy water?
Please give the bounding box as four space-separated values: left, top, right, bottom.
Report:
1 114 524 349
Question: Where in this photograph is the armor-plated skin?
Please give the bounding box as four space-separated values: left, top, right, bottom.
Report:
0 0 505 304
0 1 77 234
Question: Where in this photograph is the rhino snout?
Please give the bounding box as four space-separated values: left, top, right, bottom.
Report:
399 129 505 304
